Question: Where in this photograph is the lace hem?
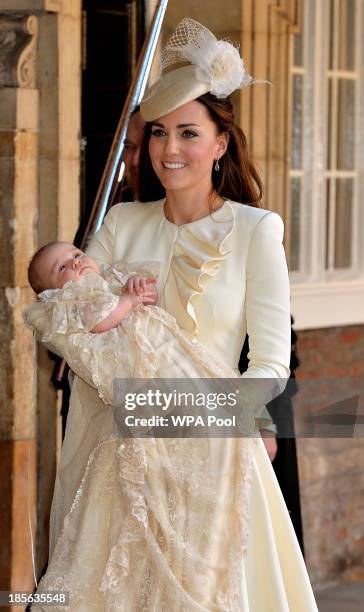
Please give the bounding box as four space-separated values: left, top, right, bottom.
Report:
32 433 257 611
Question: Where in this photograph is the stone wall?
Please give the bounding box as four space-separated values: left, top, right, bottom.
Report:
0 12 40 596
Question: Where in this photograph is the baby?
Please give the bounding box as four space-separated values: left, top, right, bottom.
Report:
27 241 158 333
23 242 254 416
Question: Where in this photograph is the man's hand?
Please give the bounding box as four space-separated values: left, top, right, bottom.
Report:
126 275 158 305
260 429 278 462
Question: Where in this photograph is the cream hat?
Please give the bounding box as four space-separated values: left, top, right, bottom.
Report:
140 18 256 122
140 65 210 122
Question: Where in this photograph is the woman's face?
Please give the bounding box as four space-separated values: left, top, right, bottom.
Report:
148 100 228 194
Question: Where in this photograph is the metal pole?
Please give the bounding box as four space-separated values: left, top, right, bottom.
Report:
80 0 168 246
53 0 168 384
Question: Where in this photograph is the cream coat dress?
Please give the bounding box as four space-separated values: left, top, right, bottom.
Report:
34 200 318 611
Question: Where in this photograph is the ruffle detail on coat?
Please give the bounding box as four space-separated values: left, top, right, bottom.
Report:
170 201 235 335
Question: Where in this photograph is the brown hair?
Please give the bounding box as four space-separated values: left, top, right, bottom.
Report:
138 93 262 207
27 242 57 294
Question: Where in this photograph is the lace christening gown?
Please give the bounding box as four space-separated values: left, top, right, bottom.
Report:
23 264 257 611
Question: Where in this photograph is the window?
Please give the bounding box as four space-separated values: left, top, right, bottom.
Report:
289 0 364 329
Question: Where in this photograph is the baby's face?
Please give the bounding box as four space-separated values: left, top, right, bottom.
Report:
39 242 100 290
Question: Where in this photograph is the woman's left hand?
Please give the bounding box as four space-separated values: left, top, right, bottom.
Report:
260 429 278 462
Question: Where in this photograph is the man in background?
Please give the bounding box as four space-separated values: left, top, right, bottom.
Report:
114 106 145 202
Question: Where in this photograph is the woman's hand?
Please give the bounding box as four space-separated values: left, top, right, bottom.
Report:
128 289 157 307
126 275 158 304
260 429 278 462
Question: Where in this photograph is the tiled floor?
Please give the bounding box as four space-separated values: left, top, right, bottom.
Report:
315 583 364 612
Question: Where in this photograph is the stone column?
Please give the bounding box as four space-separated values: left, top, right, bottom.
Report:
0 12 39 598
241 0 300 228
0 1 81 601
35 0 81 576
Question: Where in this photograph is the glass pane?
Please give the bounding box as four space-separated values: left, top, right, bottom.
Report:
338 0 356 70
327 78 333 170
292 75 303 169
325 179 331 269
337 79 355 170
334 179 353 268
290 178 301 271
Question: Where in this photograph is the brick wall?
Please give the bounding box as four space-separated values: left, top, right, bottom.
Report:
294 324 364 588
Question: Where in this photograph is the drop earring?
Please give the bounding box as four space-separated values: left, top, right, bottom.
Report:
214 158 220 171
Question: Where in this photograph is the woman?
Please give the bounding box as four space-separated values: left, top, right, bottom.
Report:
39 19 318 611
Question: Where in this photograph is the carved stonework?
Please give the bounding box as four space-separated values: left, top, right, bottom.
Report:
0 14 38 88
45 0 63 11
273 0 301 28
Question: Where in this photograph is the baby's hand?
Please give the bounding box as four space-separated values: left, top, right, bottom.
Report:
126 275 158 305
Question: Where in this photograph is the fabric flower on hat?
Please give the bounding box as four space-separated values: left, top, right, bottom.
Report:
159 18 255 100
194 39 252 98
141 18 266 122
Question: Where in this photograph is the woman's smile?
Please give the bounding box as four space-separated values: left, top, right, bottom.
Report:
162 161 188 170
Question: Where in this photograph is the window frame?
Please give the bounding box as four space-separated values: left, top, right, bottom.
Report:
288 0 364 330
